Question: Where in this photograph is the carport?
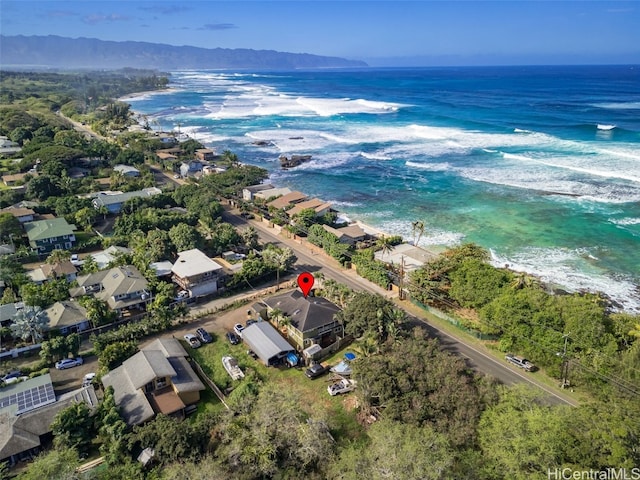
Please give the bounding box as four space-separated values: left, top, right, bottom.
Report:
241 321 296 366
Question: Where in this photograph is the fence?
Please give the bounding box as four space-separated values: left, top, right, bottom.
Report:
0 343 41 360
189 357 230 410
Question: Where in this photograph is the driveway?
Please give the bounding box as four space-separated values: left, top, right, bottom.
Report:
49 355 98 394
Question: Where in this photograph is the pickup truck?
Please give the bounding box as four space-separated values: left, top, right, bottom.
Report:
505 353 536 372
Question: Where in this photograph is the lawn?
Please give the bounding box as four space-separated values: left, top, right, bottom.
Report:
186 335 366 446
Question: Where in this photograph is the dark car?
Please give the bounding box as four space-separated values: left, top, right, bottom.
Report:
305 363 330 379
226 331 240 345
196 327 213 344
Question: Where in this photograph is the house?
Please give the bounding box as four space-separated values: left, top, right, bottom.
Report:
0 302 23 327
91 187 162 214
322 224 368 246
44 300 90 334
373 243 439 274
242 183 275 201
179 160 204 179
171 249 224 297
287 198 332 218
101 337 205 426
0 374 97 466
254 187 293 201
1 172 35 187
113 164 140 177
156 151 178 163
24 218 76 255
0 206 35 223
195 148 216 162
267 191 308 210
27 261 77 284
72 265 151 317
90 245 131 270
241 321 297 366
256 290 342 351
0 137 21 155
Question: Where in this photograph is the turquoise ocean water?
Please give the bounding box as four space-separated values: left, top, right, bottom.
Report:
125 66 640 311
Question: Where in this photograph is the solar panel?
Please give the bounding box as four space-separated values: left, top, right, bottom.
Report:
0 382 56 414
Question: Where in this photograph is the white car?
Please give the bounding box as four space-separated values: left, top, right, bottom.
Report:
233 323 245 338
82 372 96 387
184 333 201 349
55 357 83 370
327 378 356 396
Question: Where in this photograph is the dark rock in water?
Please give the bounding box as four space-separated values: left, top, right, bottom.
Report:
279 154 312 168
289 136 304 140
252 140 272 146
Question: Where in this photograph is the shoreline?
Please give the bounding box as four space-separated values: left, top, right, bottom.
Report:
122 90 640 314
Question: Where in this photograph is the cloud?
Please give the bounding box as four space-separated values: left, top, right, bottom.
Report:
139 5 192 15
82 14 132 25
199 23 237 31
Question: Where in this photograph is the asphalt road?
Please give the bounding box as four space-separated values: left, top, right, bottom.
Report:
223 207 578 407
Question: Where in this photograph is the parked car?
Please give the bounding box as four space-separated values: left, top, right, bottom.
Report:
1 370 22 382
327 378 356 396
196 327 213 344
82 372 96 387
226 332 240 345
175 290 190 301
246 319 257 327
184 333 202 349
70 253 81 265
505 353 536 372
233 323 245 337
305 363 330 379
55 357 84 370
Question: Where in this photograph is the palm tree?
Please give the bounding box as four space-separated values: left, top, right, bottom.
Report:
11 306 48 344
241 226 260 251
411 220 425 246
376 235 394 261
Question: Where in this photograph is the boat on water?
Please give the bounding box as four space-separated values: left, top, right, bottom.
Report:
222 355 245 380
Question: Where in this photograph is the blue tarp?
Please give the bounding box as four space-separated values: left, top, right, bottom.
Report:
344 352 356 361
286 352 299 367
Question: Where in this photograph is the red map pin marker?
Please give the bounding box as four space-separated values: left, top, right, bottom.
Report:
297 272 315 298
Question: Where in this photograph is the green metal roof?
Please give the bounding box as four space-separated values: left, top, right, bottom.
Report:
24 218 75 241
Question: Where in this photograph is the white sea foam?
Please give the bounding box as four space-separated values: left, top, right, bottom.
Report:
609 217 640 226
597 124 616 130
592 101 640 110
405 161 453 171
359 151 393 161
490 247 640 312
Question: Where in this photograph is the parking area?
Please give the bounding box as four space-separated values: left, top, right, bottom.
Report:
49 355 98 394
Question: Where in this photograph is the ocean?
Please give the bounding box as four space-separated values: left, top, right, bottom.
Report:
124 65 640 312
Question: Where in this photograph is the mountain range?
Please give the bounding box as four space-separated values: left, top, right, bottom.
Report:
0 35 368 70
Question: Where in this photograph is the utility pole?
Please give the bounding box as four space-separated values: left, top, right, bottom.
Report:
398 255 405 301
558 333 570 388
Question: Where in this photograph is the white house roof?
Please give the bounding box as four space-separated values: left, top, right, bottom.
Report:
171 249 223 278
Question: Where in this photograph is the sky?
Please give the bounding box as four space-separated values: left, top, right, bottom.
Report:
2 1 639 66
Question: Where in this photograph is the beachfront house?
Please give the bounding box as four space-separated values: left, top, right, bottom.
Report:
322 224 368 246
171 248 225 298
286 198 332 219
267 191 308 210
24 218 76 255
195 148 216 162
72 265 151 317
101 337 205 426
242 184 275 201
179 160 204 179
